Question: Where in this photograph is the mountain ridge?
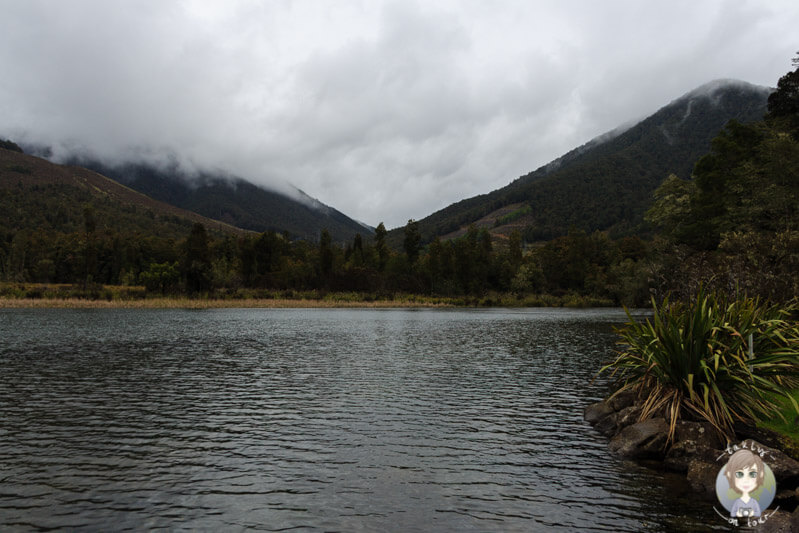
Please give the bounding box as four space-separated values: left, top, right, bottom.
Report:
57 158 374 244
389 79 771 245
13 142 373 244
0 147 245 239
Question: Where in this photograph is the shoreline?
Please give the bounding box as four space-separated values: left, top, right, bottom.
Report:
585 394 799 530
0 297 458 309
0 284 616 309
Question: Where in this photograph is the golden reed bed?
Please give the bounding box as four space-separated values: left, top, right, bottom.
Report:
0 297 453 309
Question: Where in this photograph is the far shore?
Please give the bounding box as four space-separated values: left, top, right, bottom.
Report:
0 283 617 309
0 297 457 309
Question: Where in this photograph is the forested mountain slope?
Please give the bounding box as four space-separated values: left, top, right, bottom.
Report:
69 160 372 243
0 146 242 239
390 80 771 245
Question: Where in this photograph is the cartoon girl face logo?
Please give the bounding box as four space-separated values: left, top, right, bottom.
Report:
715 449 776 521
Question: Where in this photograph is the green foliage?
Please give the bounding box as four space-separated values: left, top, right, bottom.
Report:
603 289 799 443
648 123 799 300
403 219 421 264
74 159 372 243
139 261 180 294
766 54 799 137
183 223 212 293
388 82 769 246
0 139 24 153
645 174 696 241
318 229 334 280
496 205 532 226
373 222 389 272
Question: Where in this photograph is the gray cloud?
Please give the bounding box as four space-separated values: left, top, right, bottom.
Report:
1 0 797 228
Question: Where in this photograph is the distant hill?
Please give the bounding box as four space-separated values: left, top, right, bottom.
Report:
390 79 771 245
65 159 373 243
0 147 243 240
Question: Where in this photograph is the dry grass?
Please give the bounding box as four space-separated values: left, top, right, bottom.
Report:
0 297 454 309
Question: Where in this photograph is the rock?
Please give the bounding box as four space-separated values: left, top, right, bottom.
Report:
791 506 799 532
775 488 797 507
608 418 669 459
664 421 725 472
686 458 719 498
674 420 724 450
723 440 799 486
608 390 637 411
766 447 799 486
663 440 695 472
664 440 719 473
615 405 643 431
591 404 643 437
735 421 786 449
759 510 793 533
594 411 620 437
584 400 614 424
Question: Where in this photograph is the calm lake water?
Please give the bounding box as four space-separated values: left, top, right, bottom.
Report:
0 308 726 532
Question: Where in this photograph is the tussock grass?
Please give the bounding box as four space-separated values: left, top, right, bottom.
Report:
0 297 455 309
603 289 799 444
0 283 618 309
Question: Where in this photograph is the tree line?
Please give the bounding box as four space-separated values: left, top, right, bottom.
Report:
645 55 799 302
0 213 654 305
2 56 797 305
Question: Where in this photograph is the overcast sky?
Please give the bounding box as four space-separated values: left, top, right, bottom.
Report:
1 1 797 228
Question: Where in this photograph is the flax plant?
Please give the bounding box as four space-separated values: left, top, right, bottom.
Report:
603 289 799 443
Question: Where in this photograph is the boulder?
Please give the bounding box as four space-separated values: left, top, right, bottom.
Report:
594 410 620 437
608 418 669 459
760 442 799 486
674 420 724 450
719 440 799 486
584 400 614 424
664 421 725 472
759 510 793 533
734 423 799 461
589 404 643 437
615 405 644 431
608 390 637 411
775 488 798 508
735 422 787 450
664 440 719 473
686 458 719 498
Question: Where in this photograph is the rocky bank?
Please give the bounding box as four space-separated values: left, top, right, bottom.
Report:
585 392 799 531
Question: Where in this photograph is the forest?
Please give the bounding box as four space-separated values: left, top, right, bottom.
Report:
1 61 798 306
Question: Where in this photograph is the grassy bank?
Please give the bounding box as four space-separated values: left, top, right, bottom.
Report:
0 283 614 308
759 389 799 458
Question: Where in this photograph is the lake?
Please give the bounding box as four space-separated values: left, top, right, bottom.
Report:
0 307 726 531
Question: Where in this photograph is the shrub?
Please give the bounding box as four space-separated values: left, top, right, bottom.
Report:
602 289 799 443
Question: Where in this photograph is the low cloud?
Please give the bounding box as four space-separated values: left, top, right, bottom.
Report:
1 0 796 228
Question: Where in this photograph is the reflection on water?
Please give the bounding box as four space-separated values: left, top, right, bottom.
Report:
0 308 724 531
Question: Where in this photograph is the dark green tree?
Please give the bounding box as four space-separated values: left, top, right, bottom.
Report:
319 229 334 281
403 219 421 264
183 223 212 293
83 205 97 289
507 230 523 269
374 222 389 272
766 52 799 137
140 261 180 293
351 233 364 265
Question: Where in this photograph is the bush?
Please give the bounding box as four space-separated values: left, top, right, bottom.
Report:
602 289 799 443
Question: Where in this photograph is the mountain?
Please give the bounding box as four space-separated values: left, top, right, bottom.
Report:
63 159 373 243
0 146 243 240
390 79 771 245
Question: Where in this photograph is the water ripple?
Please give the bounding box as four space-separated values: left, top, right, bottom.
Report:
1 308 724 531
